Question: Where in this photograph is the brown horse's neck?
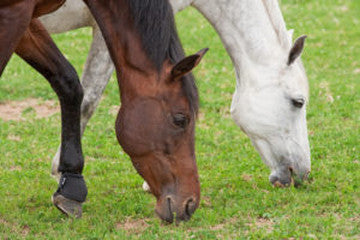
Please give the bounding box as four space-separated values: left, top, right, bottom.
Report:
83 0 162 103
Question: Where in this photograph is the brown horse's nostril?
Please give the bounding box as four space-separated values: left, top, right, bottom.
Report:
166 196 173 212
185 198 197 217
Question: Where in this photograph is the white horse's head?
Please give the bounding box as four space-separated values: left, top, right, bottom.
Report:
231 35 311 187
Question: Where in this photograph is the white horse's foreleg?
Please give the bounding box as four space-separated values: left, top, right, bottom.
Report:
51 25 115 179
79 25 115 133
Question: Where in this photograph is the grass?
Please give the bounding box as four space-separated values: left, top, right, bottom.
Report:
0 0 359 239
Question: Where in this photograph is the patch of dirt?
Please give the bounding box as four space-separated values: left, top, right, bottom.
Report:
353 68 360 74
10 166 22 171
115 218 149 234
241 174 253 182
7 134 21 141
349 216 360 222
254 217 274 230
109 105 119 116
21 225 30 237
246 217 274 233
201 196 212 207
185 217 238 235
210 223 225 231
319 82 334 103
314 42 324 48
219 105 231 119
0 218 17 233
198 111 205 121
0 98 59 121
0 218 9 226
338 5 349 12
198 112 210 130
261 189 270 194
209 218 238 231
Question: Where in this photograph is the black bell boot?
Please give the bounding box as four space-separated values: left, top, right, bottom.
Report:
52 173 88 218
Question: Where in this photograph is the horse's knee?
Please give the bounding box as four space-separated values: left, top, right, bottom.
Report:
81 98 95 119
64 72 83 105
55 67 84 106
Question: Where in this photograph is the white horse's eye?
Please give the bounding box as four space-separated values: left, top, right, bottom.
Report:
291 97 305 108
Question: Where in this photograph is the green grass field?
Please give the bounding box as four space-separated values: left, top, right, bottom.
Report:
1 0 359 239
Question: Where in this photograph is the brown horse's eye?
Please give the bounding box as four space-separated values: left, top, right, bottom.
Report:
173 113 188 128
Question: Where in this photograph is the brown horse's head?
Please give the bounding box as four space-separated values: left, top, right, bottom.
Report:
85 0 209 223
115 48 207 223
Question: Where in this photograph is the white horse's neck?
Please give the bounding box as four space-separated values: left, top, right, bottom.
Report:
173 0 293 89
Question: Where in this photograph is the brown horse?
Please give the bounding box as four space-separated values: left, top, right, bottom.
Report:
0 0 207 223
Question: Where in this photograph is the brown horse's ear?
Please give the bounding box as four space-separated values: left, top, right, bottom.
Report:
288 35 307 65
171 48 209 79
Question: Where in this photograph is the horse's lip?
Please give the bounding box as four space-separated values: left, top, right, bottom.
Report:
155 197 174 223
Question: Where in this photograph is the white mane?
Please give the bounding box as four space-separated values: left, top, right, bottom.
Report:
261 0 309 98
262 0 292 50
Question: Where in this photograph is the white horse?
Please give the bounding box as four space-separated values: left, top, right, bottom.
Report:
41 0 311 187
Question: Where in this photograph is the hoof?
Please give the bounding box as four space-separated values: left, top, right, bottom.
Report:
52 193 82 218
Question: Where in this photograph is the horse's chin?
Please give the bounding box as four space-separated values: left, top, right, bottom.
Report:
269 162 311 188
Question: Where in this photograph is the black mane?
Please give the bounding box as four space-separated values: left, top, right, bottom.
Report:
128 0 199 115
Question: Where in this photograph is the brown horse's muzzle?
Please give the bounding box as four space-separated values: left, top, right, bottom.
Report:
155 194 199 223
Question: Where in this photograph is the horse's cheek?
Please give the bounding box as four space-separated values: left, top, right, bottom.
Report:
115 105 163 157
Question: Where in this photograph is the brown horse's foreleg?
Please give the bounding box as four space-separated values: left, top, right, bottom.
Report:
0 2 34 75
15 19 87 218
51 24 115 180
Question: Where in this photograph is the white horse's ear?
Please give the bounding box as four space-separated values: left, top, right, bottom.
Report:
287 35 307 65
287 29 294 42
